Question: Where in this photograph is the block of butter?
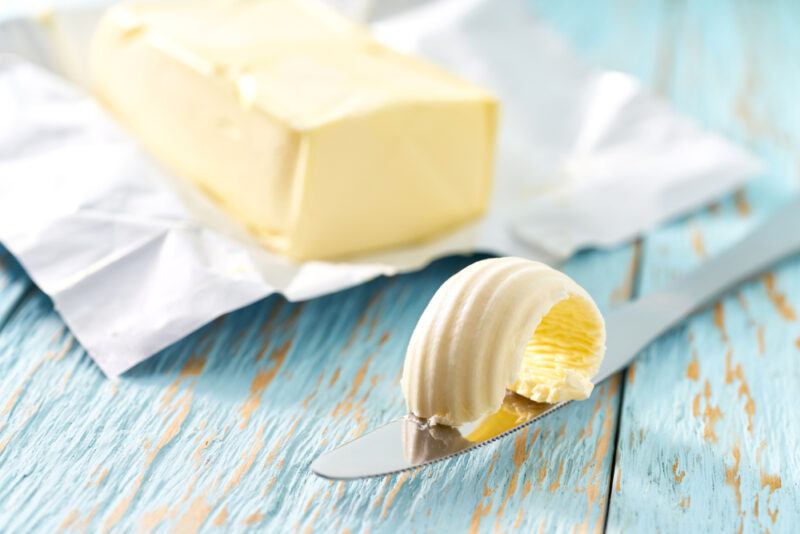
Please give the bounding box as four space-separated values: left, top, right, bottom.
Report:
90 0 498 260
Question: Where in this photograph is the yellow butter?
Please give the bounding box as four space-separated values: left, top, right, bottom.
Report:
511 294 605 403
401 257 605 426
464 393 550 442
90 0 497 260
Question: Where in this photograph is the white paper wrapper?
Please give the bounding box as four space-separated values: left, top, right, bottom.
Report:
0 0 762 376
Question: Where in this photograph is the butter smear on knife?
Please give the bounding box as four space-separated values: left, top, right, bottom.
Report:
402 257 606 426
90 0 497 260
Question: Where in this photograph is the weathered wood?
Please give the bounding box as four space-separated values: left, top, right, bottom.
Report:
0 244 635 532
564 1 800 532
2 0 799 532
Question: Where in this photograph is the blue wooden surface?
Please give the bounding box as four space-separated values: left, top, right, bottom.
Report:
1 1 799 533
0 248 635 533
540 2 800 532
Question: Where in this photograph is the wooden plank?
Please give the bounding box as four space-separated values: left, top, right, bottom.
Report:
14 0 794 531
0 1 649 532
0 244 636 532
603 0 800 532
0 246 32 327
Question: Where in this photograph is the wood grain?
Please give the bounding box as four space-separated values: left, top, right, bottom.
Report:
2 0 800 532
0 245 636 532
533 1 800 532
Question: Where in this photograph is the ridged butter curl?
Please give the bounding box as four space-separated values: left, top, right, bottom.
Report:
402 257 606 426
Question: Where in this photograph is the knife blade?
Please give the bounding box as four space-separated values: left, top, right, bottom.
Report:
311 197 800 480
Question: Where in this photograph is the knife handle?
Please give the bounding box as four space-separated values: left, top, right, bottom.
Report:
596 197 800 383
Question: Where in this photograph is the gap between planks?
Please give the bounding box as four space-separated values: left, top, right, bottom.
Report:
602 240 643 533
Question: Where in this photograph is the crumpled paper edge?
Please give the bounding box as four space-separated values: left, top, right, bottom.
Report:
0 1 764 376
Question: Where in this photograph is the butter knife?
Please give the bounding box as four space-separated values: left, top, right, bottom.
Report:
311 198 800 480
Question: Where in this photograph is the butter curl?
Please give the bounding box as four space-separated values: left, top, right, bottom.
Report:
402 257 606 426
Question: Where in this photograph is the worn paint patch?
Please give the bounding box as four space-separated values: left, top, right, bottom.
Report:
263 475 278 497
160 356 206 409
150 393 193 464
342 289 386 350
521 478 533 503
701 380 723 443
79 504 101 533
369 478 390 512
381 472 411 519
173 495 212 534
103 392 193 532
91 467 110 488
512 508 526 529
240 342 290 428
139 504 169 533
626 362 636 384
734 190 751 216
672 458 686 484
760 472 781 494
585 378 617 481
263 418 300 466
686 355 699 381
180 355 207 378
350 408 369 439
611 244 640 303
302 374 324 409
177 474 201 507
762 273 797 321
725 446 742 517
734 61 793 147
243 511 264 526
331 357 372 417
104 474 145 533
548 461 564 492
580 398 603 439
258 300 285 338
724 352 756 433
49 335 74 361
225 425 265 494
756 326 765 355
768 507 779 524
2 357 45 417
328 368 341 387
211 507 228 527
714 302 728 342
537 464 548 486
0 403 39 454
691 228 707 258
59 509 80 531
300 488 321 522
469 452 499 533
